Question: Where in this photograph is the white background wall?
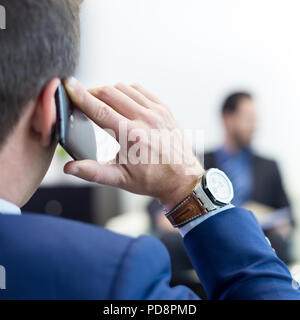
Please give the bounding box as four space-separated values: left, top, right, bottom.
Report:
75 0 300 218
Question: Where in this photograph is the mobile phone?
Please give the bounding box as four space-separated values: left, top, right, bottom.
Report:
54 83 98 161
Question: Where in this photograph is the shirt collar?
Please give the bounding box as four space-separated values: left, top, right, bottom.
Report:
0 198 21 215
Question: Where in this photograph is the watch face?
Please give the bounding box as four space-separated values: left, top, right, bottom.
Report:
205 169 234 205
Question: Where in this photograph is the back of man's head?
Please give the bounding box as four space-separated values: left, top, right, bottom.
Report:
0 0 81 148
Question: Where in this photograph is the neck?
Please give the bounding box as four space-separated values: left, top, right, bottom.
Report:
224 135 241 153
0 105 53 207
0 136 32 207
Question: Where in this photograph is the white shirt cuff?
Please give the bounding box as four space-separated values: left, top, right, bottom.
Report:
179 204 235 237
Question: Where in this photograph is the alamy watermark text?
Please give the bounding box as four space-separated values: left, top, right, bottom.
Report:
0 265 6 290
0 5 6 30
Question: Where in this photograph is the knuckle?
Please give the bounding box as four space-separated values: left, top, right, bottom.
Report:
148 113 164 129
99 85 114 97
114 82 126 90
94 104 110 121
89 170 101 183
156 104 171 116
156 106 168 117
88 87 99 96
131 83 141 90
117 172 128 189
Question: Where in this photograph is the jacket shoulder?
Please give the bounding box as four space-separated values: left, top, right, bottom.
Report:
0 213 198 299
253 153 277 166
111 234 199 300
0 213 134 299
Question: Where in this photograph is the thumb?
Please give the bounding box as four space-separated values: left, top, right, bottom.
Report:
64 160 122 186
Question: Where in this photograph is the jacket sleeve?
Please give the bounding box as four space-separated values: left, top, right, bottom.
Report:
183 207 300 300
271 161 290 209
110 234 200 300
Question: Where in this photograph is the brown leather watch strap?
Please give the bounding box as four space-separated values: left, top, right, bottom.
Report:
165 193 208 228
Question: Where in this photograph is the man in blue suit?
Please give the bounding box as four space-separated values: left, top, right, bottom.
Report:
0 0 300 300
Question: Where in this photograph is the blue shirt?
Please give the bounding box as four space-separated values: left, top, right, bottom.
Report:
215 147 253 206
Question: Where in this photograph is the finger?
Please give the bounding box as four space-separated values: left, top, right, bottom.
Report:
114 82 154 109
130 83 165 105
64 160 123 187
88 85 147 120
64 77 128 135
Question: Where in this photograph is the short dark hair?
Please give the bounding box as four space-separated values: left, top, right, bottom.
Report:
221 92 252 116
0 0 81 147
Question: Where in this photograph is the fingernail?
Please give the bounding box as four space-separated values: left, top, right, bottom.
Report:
67 166 79 176
65 77 78 93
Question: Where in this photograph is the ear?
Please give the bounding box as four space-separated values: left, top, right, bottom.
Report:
32 78 61 147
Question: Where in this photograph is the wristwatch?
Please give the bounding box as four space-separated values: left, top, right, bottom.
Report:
165 168 234 228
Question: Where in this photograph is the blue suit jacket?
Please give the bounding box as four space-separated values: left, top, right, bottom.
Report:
0 207 299 300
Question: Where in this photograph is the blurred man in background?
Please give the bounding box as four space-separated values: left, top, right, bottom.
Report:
205 92 294 263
